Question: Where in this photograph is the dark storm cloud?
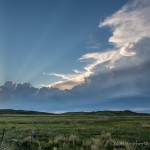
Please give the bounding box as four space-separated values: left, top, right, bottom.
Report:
71 38 150 98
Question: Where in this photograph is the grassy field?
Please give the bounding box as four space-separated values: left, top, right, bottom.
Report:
0 112 150 150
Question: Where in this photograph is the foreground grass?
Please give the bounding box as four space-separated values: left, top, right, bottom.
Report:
0 114 150 149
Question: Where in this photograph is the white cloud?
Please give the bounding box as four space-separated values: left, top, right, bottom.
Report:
43 0 150 90
45 78 84 90
43 71 87 90
48 73 76 80
100 0 150 51
43 50 120 89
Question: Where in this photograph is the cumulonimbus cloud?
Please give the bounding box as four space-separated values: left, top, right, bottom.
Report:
43 0 149 90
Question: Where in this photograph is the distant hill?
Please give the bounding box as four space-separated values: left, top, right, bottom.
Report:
64 110 150 116
0 109 52 115
95 110 150 116
0 109 149 115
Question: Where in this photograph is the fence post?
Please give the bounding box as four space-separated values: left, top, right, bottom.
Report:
1 128 5 140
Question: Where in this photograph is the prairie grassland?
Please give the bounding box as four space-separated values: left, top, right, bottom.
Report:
0 114 150 150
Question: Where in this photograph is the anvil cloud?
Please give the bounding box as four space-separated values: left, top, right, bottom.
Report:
45 0 149 90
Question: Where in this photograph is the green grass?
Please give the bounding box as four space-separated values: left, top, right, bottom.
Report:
0 113 150 149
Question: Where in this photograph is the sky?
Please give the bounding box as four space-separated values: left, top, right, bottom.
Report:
0 0 150 113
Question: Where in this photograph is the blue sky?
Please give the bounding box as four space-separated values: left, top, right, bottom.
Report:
0 0 150 113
